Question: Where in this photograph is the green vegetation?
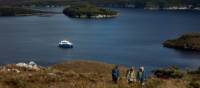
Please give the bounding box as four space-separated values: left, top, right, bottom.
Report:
0 61 199 88
63 4 118 18
152 66 184 79
0 7 54 16
163 33 200 51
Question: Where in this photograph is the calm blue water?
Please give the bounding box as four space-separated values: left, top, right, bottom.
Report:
0 8 200 71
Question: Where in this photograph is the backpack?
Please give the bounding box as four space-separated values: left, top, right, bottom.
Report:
112 69 119 78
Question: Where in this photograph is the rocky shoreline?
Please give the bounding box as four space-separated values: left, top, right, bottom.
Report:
144 6 200 11
69 14 119 19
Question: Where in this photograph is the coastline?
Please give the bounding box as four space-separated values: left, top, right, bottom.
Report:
144 7 200 11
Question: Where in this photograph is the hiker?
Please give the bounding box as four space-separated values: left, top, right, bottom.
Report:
137 66 146 86
112 65 120 84
126 67 136 84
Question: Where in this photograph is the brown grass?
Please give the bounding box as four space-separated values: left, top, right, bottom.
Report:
0 60 198 88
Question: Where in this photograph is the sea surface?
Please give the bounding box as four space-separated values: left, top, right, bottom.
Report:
0 8 200 71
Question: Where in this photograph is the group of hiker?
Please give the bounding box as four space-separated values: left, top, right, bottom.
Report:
112 65 146 85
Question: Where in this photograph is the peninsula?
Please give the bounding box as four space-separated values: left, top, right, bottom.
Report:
163 33 200 51
0 7 57 16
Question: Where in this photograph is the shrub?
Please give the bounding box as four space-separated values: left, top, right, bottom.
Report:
152 66 184 79
189 80 200 88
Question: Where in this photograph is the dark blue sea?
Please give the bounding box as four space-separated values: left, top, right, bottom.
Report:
0 8 200 71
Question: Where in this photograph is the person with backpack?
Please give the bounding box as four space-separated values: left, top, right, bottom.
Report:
126 67 136 84
137 66 146 86
112 65 120 84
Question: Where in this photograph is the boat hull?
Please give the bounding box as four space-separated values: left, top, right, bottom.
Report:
58 44 73 48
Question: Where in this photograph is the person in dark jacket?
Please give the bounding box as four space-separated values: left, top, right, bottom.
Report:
137 66 146 86
112 65 120 84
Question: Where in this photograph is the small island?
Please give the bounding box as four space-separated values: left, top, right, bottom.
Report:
0 7 56 16
163 33 200 51
63 4 119 19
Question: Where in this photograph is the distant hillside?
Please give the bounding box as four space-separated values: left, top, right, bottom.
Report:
0 0 200 9
0 7 58 16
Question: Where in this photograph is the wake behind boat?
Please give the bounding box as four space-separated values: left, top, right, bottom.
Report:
58 40 73 48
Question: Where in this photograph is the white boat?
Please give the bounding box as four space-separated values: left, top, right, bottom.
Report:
58 40 73 48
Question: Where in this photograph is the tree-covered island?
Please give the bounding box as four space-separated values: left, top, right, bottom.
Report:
63 4 119 19
163 33 200 51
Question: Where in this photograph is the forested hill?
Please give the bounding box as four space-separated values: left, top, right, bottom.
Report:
0 0 200 9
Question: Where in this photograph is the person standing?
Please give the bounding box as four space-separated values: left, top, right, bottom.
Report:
126 67 136 84
137 66 146 86
112 65 120 84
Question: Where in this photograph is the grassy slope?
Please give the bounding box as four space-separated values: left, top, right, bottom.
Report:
0 61 199 88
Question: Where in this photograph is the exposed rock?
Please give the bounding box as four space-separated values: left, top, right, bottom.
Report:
16 61 40 71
